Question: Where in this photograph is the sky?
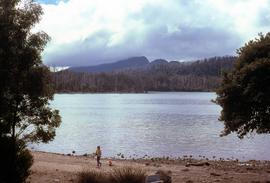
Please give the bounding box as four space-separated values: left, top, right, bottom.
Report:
35 0 270 67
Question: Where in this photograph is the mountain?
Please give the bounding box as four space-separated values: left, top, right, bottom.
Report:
53 56 236 93
69 57 179 73
69 56 149 73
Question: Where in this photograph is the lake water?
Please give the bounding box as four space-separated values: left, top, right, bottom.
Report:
32 92 270 160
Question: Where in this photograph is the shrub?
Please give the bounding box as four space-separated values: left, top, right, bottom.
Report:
0 137 33 183
77 167 146 183
110 167 146 183
77 170 110 183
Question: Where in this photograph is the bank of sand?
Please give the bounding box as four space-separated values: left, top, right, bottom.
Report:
28 151 270 183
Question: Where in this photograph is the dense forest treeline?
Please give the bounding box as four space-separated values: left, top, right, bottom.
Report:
52 56 236 93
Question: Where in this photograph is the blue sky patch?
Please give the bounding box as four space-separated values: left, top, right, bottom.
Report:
37 0 68 5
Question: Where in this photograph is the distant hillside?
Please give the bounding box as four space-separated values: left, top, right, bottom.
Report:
52 56 236 93
70 56 149 73
146 56 235 76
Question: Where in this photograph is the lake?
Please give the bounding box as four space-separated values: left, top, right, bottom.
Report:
32 92 270 160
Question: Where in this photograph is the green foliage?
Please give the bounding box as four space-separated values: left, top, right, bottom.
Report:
0 0 61 143
216 33 270 138
0 0 61 182
0 136 33 183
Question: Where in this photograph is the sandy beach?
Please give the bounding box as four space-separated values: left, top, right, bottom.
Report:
28 151 270 183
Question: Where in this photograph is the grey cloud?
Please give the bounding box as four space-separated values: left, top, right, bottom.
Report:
45 30 143 66
43 0 261 67
171 26 237 54
46 25 241 66
142 25 240 60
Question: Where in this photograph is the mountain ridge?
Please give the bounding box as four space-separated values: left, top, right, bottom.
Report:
69 56 150 73
68 55 236 74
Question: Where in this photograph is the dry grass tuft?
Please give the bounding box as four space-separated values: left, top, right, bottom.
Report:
77 167 146 183
77 169 110 183
111 167 146 183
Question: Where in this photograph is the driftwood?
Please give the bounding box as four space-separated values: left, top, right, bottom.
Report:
185 162 210 167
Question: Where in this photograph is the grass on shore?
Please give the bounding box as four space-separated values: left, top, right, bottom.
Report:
77 167 146 183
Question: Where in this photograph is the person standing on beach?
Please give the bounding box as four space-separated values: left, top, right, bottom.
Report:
95 146 102 168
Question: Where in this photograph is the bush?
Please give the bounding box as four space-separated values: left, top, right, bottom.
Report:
111 167 146 183
77 167 146 183
77 170 110 183
0 137 33 183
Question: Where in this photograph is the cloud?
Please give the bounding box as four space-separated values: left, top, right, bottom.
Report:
143 26 241 61
35 0 270 66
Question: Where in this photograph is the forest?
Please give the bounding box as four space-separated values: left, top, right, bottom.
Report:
52 56 236 93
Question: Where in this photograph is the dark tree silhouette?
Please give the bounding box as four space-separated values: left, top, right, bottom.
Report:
215 33 270 138
0 0 61 182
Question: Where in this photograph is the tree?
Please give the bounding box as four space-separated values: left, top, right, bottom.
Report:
215 33 270 138
0 0 61 182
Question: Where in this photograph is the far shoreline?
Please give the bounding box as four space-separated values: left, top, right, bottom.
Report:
30 150 270 163
54 90 215 94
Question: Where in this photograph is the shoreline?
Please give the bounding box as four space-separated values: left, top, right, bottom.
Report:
54 90 214 94
28 151 270 183
31 149 270 162
32 150 270 162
